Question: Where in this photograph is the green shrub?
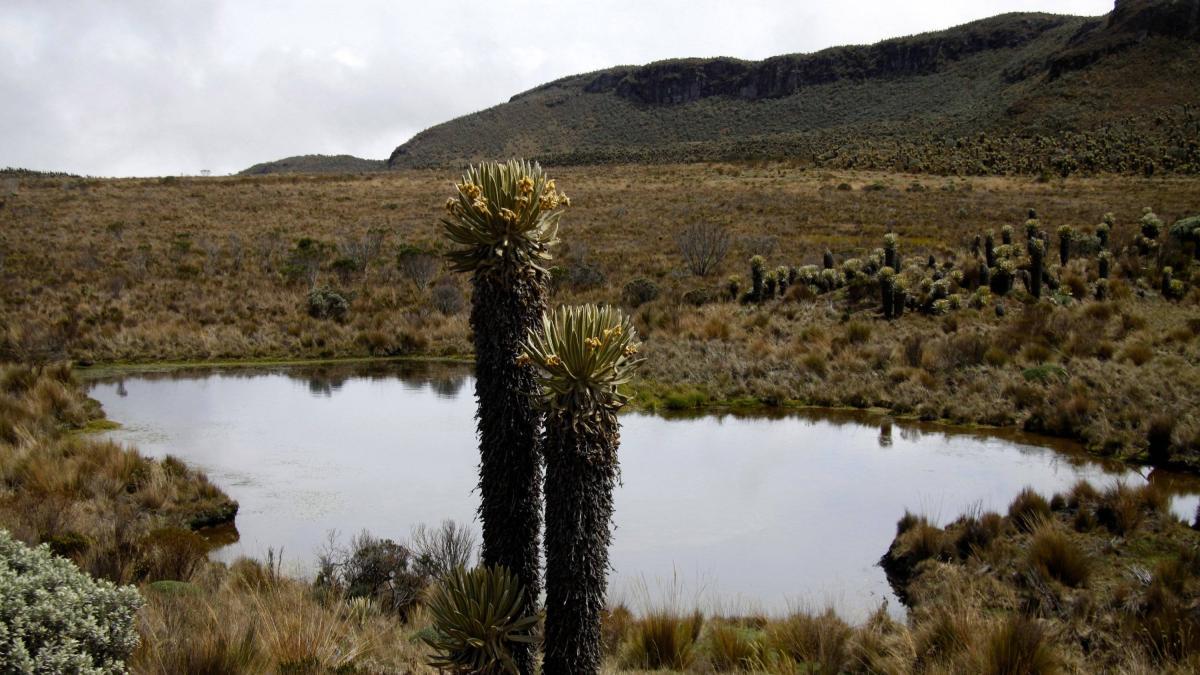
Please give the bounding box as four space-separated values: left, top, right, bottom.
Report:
0 529 142 673
682 286 721 307
622 277 660 307
316 531 426 620
282 237 330 286
1022 364 1067 384
663 388 707 411
306 286 349 321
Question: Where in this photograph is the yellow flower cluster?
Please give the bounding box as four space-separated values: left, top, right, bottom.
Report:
447 176 567 225
515 353 532 367
623 344 638 357
458 182 482 200
545 354 562 367
444 182 494 219
539 178 569 210
584 337 602 350
602 325 623 340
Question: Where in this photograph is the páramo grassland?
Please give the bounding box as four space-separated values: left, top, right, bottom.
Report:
2 165 1199 470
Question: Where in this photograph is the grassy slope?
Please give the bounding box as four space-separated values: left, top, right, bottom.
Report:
1 166 1199 468
387 3 1200 171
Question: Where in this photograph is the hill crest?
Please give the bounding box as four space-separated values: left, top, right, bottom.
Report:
387 0 1200 174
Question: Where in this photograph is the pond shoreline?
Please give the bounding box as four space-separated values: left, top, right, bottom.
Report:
77 354 1168 475
91 364 1198 621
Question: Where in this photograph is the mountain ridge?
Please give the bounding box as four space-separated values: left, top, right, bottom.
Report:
386 0 1200 175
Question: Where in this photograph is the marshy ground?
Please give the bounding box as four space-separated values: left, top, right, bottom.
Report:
3 164 1200 671
2 165 1198 466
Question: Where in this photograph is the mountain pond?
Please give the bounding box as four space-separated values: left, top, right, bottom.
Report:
87 362 1200 620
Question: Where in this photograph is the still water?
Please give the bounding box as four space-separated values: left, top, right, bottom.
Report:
88 363 1199 620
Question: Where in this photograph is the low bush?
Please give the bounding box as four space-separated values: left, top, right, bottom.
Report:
411 520 476 581
316 531 427 620
138 527 210 582
306 286 349 321
0 529 143 673
430 281 465 316
621 277 660 307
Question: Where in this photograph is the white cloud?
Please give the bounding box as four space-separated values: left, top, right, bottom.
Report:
0 0 1114 176
331 48 368 70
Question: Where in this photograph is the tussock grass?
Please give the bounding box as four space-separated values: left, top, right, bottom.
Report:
1027 525 1091 588
133 558 430 674
704 621 761 672
762 607 853 673
0 364 237 584
952 510 1004 558
618 610 703 671
976 615 1060 675
886 482 1200 673
1008 488 1052 533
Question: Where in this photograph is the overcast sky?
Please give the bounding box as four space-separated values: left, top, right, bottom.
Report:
0 0 1113 177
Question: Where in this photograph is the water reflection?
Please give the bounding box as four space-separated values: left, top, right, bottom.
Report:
87 363 1200 620
878 418 893 448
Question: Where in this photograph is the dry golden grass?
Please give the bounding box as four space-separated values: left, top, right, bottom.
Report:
133 557 433 674
0 363 236 585
880 481 1200 673
3 165 1199 467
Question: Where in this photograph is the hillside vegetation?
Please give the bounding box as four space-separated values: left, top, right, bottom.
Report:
389 0 1200 174
239 154 386 175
